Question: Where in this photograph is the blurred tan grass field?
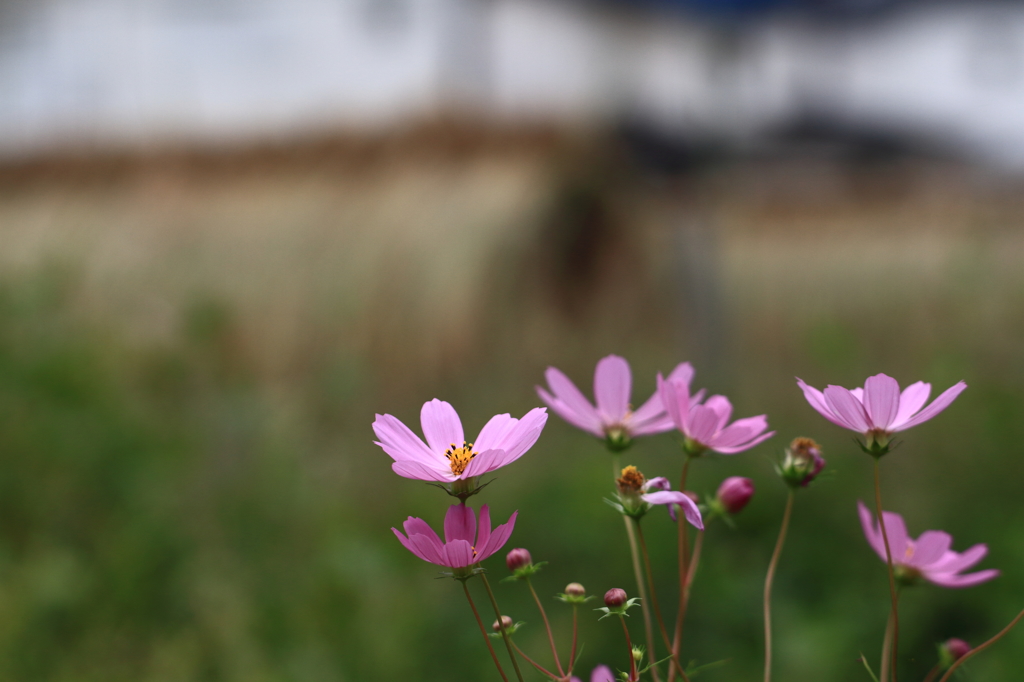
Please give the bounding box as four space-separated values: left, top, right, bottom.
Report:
0 128 1023 681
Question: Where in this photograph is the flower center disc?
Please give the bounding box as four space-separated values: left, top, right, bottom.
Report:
445 442 477 476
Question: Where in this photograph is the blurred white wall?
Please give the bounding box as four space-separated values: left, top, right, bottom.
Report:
3 0 1024 166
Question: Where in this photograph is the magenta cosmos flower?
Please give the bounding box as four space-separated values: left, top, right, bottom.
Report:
657 374 774 456
393 503 517 576
797 374 966 453
858 502 998 588
373 400 547 492
537 355 695 450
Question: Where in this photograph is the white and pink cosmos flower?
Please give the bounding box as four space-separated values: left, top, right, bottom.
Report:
393 503 517 571
858 502 998 588
373 399 547 483
657 374 774 455
537 355 695 447
797 374 966 451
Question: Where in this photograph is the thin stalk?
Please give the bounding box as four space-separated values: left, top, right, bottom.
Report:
621 615 639 682
569 605 579 674
463 581 511 682
938 607 1024 682
921 664 941 682
764 490 795 682
511 641 562 681
614 457 662 682
481 572 526 682
880 606 895 682
526 577 565 677
636 520 693 682
684 530 704 601
873 458 900 682
667 457 694 682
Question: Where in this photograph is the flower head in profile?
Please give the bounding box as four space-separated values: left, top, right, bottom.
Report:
779 437 826 488
537 355 695 451
392 504 517 579
373 399 547 497
857 502 998 588
797 374 966 455
658 374 774 457
610 466 704 529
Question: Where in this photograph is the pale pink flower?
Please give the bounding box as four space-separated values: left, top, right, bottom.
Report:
857 502 999 588
570 665 615 682
393 503 517 570
373 399 547 482
537 355 695 444
658 374 774 455
797 374 966 448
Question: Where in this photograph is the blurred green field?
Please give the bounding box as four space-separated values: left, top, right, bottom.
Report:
0 137 1022 681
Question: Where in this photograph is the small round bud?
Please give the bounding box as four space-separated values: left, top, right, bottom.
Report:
506 548 532 572
716 477 755 514
631 645 644 663
492 615 514 632
604 588 628 608
943 638 971 661
565 582 586 598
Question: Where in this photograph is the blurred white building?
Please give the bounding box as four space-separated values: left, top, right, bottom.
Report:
2 0 1024 166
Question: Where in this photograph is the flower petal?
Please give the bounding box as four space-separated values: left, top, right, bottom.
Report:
392 460 453 482
444 504 476 545
443 539 476 568
796 378 851 429
480 407 548 462
823 386 871 432
929 545 989 574
477 511 518 561
881 510 909 560
657 374 689 431
631 363 695 434
372 413 437 463
420 399 465 453
474 413 517 453
910 530 952 568
594 355 631 424
686 404 722 445
537 387 603 437
858 501 887 561
591 665 616 682
643 491 703 529
892 381 967 431
863 374 901 430
462 448 507 478
476 505 492 552
889 381 931 429
702 395 733 433
711 415 769 449
713 430 774 454
925 569 999 588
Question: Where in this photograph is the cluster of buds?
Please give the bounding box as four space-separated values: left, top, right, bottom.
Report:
778 437 826 489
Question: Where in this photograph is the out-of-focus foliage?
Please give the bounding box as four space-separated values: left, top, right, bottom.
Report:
0 138 1022 681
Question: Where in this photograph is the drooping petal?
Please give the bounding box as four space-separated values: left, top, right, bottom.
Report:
372 413 438 463
474 413 518 453
594 355 632 423
863 374 901 430
892 381 967 432
392 460 453 482
420 399 465 453
403 516 442 543
443 539 477 568
910 531 952 568
824 386 872 432
394 518 445 565
643 476 671 492
890 381 931 429
537 387 604 437
796 378 851 429
643 491 704 530
444 504 477 545
925 569 1000 588
476 511 518 561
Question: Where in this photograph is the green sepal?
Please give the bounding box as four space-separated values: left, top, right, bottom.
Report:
500 562 548 583
488 621 525 638
595 597 641 620
556 593 594 605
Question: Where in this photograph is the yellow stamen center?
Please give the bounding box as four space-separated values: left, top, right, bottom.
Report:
616 465 646 493
445 441 478 476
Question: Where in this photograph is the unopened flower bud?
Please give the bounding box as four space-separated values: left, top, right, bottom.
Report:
631 645 644 664
781 437 826 488
492 615 514 632
943 638 971 661
716 477 755 514
604 588 628 608
506 548 532 572
565 582 586 598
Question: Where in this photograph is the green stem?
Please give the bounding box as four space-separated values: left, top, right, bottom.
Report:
480 572 526 682
667 456 694 682
511 641 562 681
764 490 794 682
938 607 1024 682
621 615 638 682
463 581 511 682
880 603 896 682
873 458 900 682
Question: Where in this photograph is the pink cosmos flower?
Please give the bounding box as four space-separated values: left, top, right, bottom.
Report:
373 399 547 483
393 503 517 571
537 355 696 446
657 374 774 455
571 665 615 682
638 475 704 529
857 502 999 588
796 374 967 450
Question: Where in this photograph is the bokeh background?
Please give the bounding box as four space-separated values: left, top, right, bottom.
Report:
2 0 1024 680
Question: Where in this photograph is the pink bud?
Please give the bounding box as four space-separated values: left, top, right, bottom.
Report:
492 615 514 632
506 548 532 572
565 582 586 598
717 477 755 514
604 588 628 608
943 638 971 661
